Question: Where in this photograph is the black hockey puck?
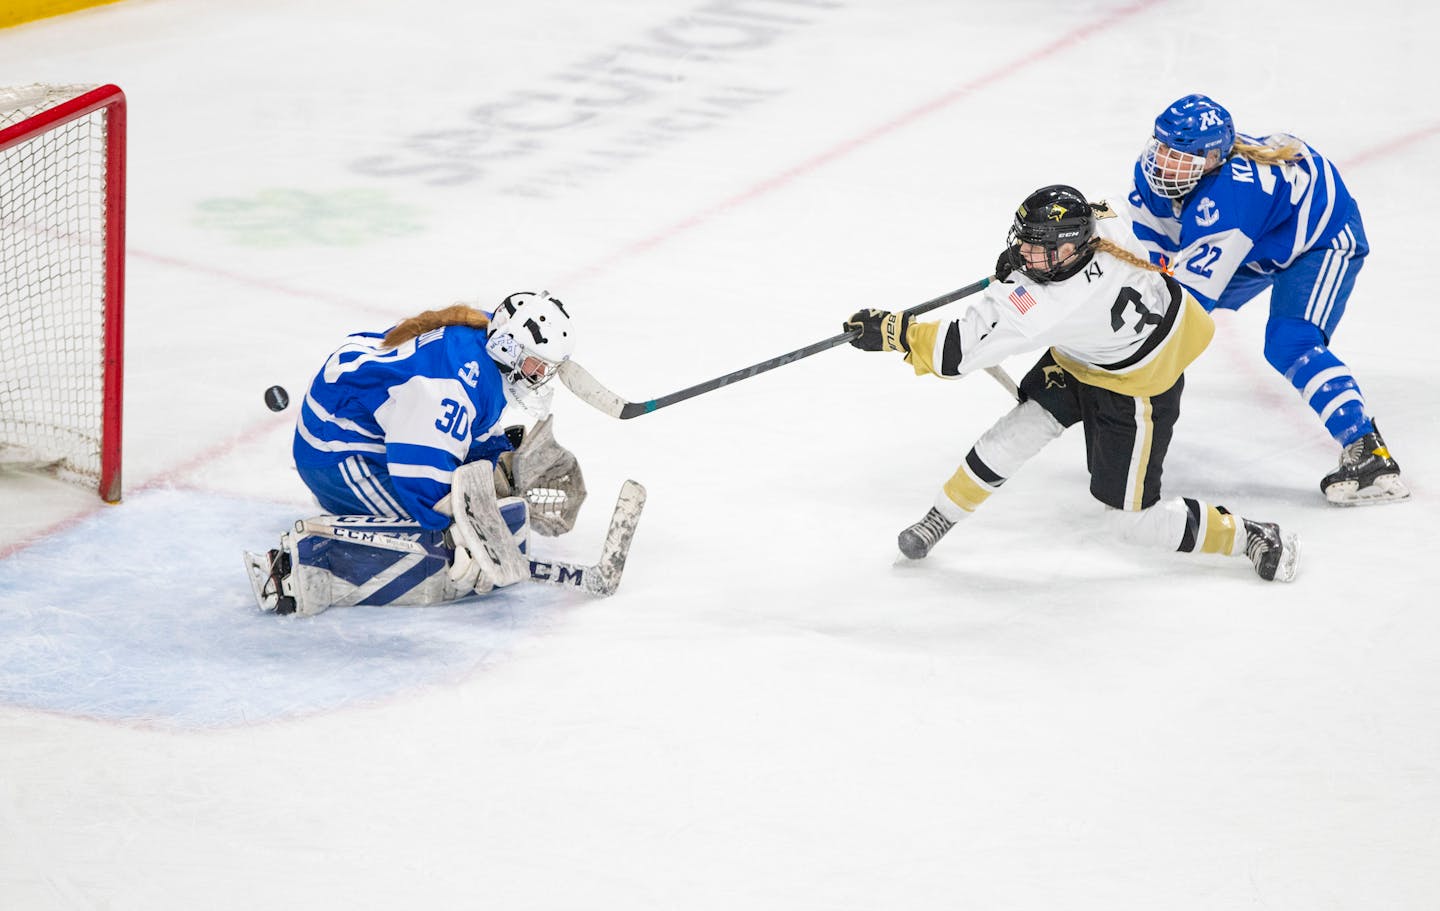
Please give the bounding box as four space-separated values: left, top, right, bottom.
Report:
264 385 290 412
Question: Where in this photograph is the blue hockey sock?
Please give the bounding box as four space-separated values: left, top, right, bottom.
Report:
1280 345 1374 446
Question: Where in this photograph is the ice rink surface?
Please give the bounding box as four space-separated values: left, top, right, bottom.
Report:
2 1 1437 908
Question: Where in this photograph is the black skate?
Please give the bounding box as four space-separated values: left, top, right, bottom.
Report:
1241 519 1300 582
242 548 298 614
898 507 956 560
1321 423 1409 506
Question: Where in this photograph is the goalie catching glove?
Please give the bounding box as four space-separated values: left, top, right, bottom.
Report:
844 309 912 353
493 414 586 537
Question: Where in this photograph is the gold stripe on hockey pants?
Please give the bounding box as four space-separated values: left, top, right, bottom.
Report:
1127 397 1155 512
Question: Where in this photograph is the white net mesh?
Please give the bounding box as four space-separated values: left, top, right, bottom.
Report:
0 84 114 489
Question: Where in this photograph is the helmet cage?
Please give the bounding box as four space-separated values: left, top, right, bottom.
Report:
1141 137 1210 199
1006 187 1095 283
1143 93 1234 199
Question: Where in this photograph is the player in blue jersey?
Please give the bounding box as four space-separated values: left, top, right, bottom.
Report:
1127 94 1408 506
291 292 570 530
244 291 590 615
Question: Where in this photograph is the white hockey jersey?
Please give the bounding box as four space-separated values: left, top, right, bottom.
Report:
905 202 1215 397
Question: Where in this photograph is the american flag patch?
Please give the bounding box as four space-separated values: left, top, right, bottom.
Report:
1008 286 1038 314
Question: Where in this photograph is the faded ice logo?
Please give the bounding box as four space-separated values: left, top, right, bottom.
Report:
194 188 425 247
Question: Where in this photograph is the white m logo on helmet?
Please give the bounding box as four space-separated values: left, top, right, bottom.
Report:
1199 110 1223 129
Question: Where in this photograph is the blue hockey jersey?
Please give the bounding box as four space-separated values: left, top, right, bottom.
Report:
293 324 513 529
1126 133 1356 309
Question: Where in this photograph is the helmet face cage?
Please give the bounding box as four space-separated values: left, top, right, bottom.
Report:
1140 137 1211 199
1007 186 1095 283
485 291 574 390
1142 93 1234 199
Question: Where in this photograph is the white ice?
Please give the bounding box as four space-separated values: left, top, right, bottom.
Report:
2 1 1438 908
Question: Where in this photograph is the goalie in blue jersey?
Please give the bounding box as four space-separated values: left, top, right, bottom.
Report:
1127 94 1408 506
243 291 591 616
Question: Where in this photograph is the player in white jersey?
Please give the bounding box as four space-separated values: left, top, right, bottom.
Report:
243 291 590 615
1128 94 1406 506
844 185 1298 581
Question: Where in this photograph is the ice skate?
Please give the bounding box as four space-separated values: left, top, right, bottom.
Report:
1241 519 1299 582
898 507 956 560
242 548 298 614
1321 423 1409 506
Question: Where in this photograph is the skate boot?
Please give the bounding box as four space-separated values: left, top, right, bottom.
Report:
242 548 298 614
1321 422 1409 506
1241 519 1300 582
898 507 956 560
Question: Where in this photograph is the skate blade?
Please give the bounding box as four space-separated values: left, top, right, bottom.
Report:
1274 533 1300 583
1324 474 1411 507
241 551 280 612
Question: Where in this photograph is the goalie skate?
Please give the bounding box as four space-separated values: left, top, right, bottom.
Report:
242 548 298 614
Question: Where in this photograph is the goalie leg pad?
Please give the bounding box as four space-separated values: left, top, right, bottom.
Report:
286 518 457 615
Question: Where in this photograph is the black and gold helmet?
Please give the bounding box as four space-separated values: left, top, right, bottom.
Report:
1004 185 1096 283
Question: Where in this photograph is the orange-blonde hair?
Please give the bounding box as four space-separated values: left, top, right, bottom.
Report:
381 304 490 349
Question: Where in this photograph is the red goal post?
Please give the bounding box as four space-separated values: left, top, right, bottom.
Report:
0 84 126 503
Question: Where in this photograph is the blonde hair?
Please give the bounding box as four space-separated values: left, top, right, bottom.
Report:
1093 238 1169 274
382 304 490 348
1231 135 1306 165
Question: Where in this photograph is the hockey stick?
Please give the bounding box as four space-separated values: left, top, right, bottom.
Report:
295 480 647 598
561 276 996 420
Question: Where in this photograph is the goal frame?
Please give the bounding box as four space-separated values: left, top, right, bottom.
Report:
0 84 126 502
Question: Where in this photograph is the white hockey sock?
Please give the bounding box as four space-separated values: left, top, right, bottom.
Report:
938 399 1064 518
1101 498 1242 556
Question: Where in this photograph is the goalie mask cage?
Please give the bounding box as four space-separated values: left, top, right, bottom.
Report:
0 84 126 503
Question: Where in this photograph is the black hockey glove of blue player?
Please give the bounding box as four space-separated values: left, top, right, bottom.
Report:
844 309 912 353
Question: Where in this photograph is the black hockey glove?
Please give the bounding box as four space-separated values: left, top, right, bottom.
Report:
994 245 1020 282
844 309 912 353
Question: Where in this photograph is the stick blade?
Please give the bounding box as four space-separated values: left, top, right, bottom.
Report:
585 479 647 596
558 360 629 419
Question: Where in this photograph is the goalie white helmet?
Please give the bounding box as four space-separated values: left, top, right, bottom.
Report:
486 291 574 411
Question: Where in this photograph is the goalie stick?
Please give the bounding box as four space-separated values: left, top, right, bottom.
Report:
560 276 1017 419
296 480 647 598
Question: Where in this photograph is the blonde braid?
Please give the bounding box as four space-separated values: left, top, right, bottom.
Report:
1093 238 1169 274
382 304 490 349
1232 135 1305 165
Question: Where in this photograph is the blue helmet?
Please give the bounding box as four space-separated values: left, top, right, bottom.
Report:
1152 94 1234 157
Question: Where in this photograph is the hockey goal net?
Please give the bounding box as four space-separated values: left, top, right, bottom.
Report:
0 84 126 502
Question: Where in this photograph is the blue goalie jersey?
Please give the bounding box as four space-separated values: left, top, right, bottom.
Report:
293 324 513 529
1126 133 1357 310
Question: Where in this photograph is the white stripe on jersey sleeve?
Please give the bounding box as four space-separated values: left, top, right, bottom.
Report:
303 390 384 439
296 415 387 455
388 463 457 485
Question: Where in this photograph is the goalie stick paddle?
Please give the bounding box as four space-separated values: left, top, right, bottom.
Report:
293 480 647 598
560 276 995 420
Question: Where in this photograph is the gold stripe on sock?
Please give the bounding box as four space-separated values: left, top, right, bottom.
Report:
942 465 992 513
1202 507 1238 555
